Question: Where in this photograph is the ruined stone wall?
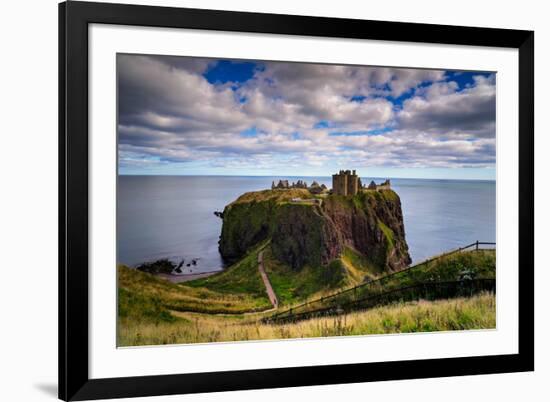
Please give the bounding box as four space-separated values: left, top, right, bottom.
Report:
347 174 359 195
332 174 348 195
376 184 391 191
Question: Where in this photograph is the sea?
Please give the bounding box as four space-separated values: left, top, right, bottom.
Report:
117 176 496 273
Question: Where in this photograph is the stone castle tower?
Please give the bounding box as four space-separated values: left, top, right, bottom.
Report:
332 170 360 196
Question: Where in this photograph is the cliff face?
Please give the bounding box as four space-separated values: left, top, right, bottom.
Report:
219 189 411 272
271 203 340 269
218 188 311 262
321 191 411 271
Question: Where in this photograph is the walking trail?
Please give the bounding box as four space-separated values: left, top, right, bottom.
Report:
258 250 278 309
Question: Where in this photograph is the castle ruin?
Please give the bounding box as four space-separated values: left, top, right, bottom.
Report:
332 170 360 196
269 171 389 197
332 170 391 196
271 179 308 190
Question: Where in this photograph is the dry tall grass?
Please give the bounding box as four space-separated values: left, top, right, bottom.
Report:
118 265 270 316
118 292 495 346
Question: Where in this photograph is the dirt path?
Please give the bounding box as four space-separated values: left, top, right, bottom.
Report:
258 250 278 308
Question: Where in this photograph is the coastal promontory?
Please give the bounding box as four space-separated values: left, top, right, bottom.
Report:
219 184 411 275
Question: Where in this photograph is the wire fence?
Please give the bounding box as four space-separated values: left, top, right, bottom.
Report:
265 278 496 324
263 241 496 324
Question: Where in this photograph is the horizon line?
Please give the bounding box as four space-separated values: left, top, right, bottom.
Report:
117 173 496 182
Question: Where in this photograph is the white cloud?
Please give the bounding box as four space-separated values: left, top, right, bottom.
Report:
117 54 495 172
398 74 496 138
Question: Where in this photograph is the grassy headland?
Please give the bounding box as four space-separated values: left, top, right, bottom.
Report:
219 189 411 272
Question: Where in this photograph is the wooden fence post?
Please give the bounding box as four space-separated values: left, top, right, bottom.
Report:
476 240 479 251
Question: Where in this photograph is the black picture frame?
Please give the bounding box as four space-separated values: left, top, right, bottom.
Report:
59 1 534 400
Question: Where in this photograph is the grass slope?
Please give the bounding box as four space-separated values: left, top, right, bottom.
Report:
341 246 385 281
278 249 496 317
118 292 495 346
230 188 312 205
118 244 496 346
379 249 496 289
262 247 346 306
118 261 270 320
184 242 268 299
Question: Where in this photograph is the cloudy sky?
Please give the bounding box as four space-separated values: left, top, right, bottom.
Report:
117 54 496 180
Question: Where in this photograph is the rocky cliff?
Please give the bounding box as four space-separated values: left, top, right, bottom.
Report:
219 188 411 273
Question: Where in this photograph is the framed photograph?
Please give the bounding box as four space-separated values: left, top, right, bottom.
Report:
59 1 534 400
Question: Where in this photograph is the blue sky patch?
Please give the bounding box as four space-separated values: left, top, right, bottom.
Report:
204 60 261 84
240 127 259 138
329 127 394 137
446 71 493 91
313 120 332 129
350 95 366 102
387 80 433 108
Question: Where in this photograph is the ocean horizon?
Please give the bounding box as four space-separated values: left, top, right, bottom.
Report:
117 175 496 272
119 173 496 182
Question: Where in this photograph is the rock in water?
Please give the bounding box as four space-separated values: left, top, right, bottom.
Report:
136 258 176 274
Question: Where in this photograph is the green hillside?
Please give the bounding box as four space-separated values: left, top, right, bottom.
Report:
267 249 496 322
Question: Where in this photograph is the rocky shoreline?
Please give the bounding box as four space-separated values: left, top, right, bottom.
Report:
132 256 223 283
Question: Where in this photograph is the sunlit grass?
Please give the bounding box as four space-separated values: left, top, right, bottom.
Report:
262 247 347 306
118 292 495 346
118 264 270 316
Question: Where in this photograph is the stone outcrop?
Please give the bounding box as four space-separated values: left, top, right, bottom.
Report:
219 188 411 272
366 179 391 191
308 181 324 194
321 190 410 271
